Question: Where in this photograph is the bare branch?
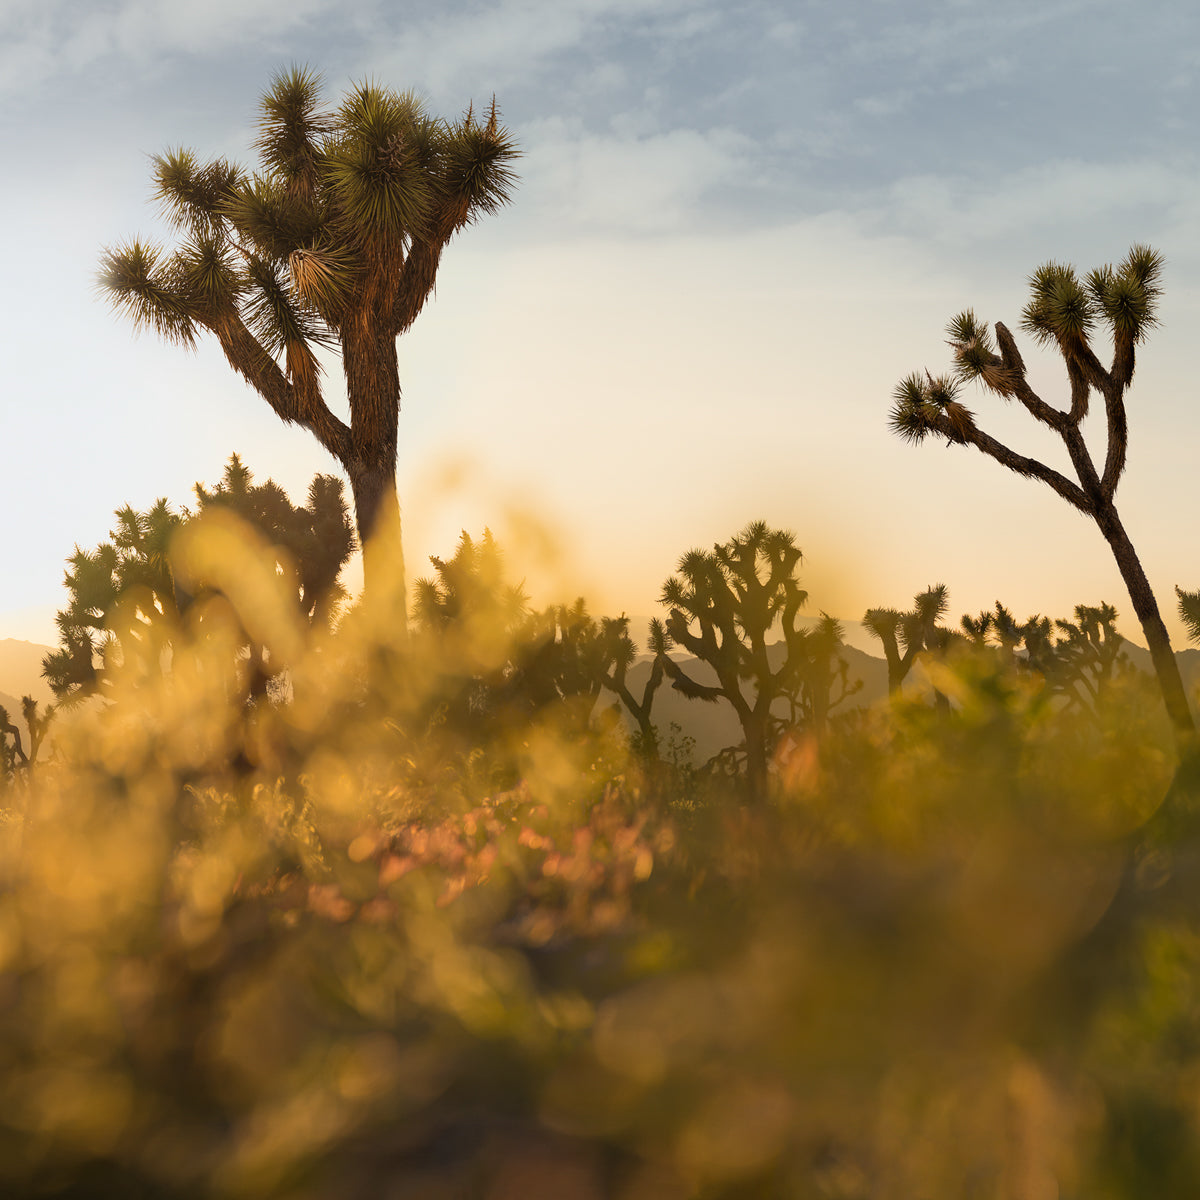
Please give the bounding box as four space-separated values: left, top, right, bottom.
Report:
209 313 351 464
1099 381 1129 503
922 407 1092 514
993 324 1072 432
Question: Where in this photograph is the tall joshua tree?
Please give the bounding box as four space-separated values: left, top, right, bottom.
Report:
100 67 519 607
890 246 1195 746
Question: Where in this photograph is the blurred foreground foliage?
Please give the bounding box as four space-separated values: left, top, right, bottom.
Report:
4 510 1200 1197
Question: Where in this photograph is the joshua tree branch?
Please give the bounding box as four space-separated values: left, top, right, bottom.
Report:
1100 382 1130 502
209 314 352 464
993 323 1073 432
392 236 445 336
1111 328 1136 391
1066 357 1090 425
1067 338 1113 395
925 411 1092 514
659 653 727 706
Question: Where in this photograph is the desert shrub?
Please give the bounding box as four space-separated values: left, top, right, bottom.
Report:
1 512 1197 1197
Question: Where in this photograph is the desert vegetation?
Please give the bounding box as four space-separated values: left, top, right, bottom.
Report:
5 68 1200 1199
4 478 1200 1195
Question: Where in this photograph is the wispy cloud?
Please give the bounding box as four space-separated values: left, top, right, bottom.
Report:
0 0 331 94
863 158 1200 266
362 0 721 110
518 116 754 234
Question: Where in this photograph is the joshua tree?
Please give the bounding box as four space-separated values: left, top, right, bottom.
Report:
966 599 1130 713
658 521 809 796
0 707 26 775
411 532 624 740
863 584 951 694
0 697 53 778
782 613 861 736
43 459 355 704
890 246 1194 746
20 697 54 766
960 609 994 647
596 616 667 760
194 453 355 628
1044 603 1125 704
100 68 518 607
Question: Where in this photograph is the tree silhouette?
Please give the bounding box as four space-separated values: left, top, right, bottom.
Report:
412 534 596 721
43 458 355 704
597 616 667 761
782 612 862 736
0 706 26 776
43 499 183 702
959 608 993 647
658 521 808 796
960 599 1131 716
1047 602 1130 711
890 246 1195 746
194 453 355 629
100 67 518 608
0 697 55 779
863 584 952 694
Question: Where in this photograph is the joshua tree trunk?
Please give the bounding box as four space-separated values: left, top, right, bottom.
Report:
1093 501 1195 743
341 324 408 619
742 705 770 797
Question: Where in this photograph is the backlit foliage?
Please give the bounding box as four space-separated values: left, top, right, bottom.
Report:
43 457 354 706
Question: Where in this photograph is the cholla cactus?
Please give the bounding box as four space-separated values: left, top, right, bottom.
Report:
890 247 1194 746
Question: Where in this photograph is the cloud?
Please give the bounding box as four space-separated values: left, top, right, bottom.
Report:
0 0 332 93
869 159 1200 259
517 116 755 233
355 0 708 97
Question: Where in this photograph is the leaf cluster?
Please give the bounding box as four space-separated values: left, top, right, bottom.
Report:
1020 245 1163 350
100 66 520 369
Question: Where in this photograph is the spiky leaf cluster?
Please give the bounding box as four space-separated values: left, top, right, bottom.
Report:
661 521 806 660
1178 587 1200 646
888 372 975 445
101 66 520 380
1020 245 1162 351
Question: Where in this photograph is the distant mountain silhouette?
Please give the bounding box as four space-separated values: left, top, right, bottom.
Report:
0 639 54 706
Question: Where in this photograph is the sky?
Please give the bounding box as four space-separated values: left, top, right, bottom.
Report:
3 0 1200 656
